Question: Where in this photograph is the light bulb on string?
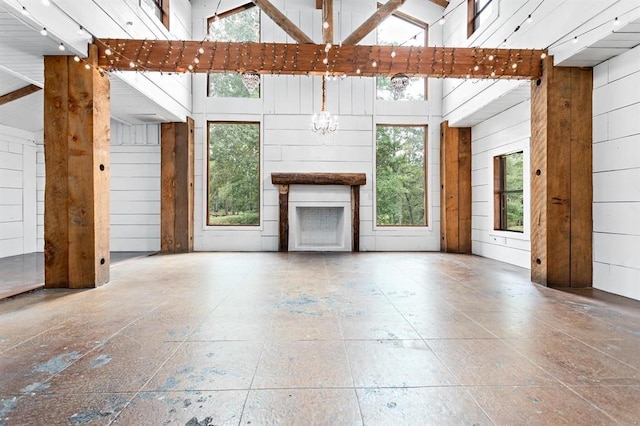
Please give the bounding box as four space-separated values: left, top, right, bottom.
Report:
73 55 80 62
105 48 112 56
526 14 532 23
390 50 396 58
488 54 494 61
573 36 578 43
21 7 29 16
371 60 377 67
323 21 329 29
58 43 65 51
438 16 445 25
40 28 47 36
41 0 51 5
84 63 91 70
613 17 620 27
198 47 205 54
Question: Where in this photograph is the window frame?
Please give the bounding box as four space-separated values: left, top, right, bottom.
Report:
206 3 261 98
206 120 261 227
140 0 170 30
374 124 429 228
493 150 524 233
467 0 495 38
375 4 428 101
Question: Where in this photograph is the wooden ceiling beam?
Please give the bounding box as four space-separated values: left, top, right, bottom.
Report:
95 39 545 79
343 0 407 45
322 0 333 44
0 84 42 106
253 0 314 44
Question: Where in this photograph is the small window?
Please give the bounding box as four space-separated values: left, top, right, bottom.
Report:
207 4 260 98
493 151 524 232
376 9 427 100
207 122 260 226
141 0 169 30
376 125 427 226
468 0 493 37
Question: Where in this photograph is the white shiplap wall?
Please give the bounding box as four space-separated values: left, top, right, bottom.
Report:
0 125 36 258
36 121 161 252
470 101 531 268
191 0 443 251
592 44 640 301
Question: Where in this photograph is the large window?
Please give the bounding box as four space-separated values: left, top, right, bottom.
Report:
468 0 494 37
207 122 260 226
376 125 427 226
376 10 427 100
493 151 524 232
207 4 260 98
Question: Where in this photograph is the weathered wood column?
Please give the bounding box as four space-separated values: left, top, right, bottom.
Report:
161 117 195 253
440 121 472 253
531 56 593 288
43 44 110 288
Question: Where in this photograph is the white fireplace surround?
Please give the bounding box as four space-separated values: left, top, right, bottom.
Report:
288 185 352 251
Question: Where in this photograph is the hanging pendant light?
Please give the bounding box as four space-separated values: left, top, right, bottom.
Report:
390 73 410 95
311 76 338 135
241 70 260 93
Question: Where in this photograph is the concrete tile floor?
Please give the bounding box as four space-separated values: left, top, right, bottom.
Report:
0 252 639 425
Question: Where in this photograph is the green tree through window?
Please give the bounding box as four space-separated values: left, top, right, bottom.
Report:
207 122 260 226
376 125 427 226
494 151 524 232
207 5 260 97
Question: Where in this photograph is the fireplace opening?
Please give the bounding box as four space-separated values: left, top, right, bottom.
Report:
295 206 345 249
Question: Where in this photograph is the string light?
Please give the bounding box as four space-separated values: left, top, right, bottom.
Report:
390 50 396 58
73 55 80 62
105 48 112 56
40 27 47 36
526 14 533 23
438 16 445 25
58 43 65 51
613 17 620 26
21 6 29 16
41 0 51 5
323 21 329 29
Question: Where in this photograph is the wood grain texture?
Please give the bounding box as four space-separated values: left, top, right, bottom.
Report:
351 185 360 252
0 84 41 106
322 0 333 44
440 122 471 254
44 55 70 288
96 39 545 79
279 184 289 252
530 56 592 288
271 173 366 186
161 118 195 253
43 45 110 289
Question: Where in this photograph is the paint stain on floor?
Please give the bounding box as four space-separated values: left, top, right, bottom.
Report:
32 352 81 375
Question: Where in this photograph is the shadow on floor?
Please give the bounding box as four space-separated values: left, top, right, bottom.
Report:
0 252 155 301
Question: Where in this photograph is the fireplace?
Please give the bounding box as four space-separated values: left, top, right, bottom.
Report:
271 173 367 252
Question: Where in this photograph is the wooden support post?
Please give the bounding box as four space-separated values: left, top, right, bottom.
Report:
43 44 110 289
161 117 195 253
322 0 333 45
278 184 289 252
351 185 360 252
440 121 471 254
531 56 593 288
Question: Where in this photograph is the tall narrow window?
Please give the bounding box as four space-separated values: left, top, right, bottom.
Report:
207 122 260 226
207 4 260 98
494 151 524 232
376 10 427 100
468 0 494 37
376 125 427 226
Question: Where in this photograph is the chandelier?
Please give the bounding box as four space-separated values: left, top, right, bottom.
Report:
241 70 260 93
311 76 338 135
390 73 410 95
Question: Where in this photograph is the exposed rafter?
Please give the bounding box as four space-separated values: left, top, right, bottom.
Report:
96 39 545 79
0 84 42 106
253 0 314 44
430 0 449 7
343 0 407 45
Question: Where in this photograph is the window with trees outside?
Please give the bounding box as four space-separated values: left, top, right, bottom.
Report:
494 151 524 232
376 125 427 226
376 10 427 100
468 0 494 37
207 4 260 98
207 122 260 226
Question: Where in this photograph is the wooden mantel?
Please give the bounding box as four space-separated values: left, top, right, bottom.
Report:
271 172 367 252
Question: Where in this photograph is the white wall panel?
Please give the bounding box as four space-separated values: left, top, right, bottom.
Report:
0 124 36 258
592 44 640 300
